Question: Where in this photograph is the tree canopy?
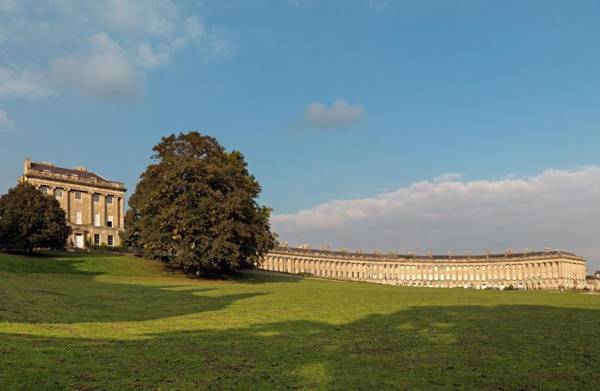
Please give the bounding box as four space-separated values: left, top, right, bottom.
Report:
0 183 71 252
125 131 276 274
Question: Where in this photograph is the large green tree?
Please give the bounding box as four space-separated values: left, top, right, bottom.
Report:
0 183 71 252
125 131 276 274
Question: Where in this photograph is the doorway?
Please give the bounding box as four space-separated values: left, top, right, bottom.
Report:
75 234 84 249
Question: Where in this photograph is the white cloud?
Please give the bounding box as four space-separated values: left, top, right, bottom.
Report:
50 32 139 100
433 173 464 183
0 67 53 99
136 42 170 69
272 166 600 270
180 16 207 47
0 108 14 126
0 1 233 101
304 99 366 129
93 0 178 38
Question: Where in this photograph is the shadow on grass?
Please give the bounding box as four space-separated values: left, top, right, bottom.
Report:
1 305 599 390
0 283 264 323
159 266 302 286
0 250 302 284
0 252 267 324
232 269 303 284
0 251 102 275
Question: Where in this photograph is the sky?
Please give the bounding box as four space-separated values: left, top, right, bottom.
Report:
1 0 600 270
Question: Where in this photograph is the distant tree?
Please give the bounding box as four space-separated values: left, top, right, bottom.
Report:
0 183 71 252
125 131 276 274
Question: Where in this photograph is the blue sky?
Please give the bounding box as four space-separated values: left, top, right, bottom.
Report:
1 1 600 268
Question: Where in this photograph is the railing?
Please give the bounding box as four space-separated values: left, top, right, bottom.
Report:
28 169 125 190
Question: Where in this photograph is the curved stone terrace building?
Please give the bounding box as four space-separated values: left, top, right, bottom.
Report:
587 271 600 292
261 246 588 290
19 158 126 249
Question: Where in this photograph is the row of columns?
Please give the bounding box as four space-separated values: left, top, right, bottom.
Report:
42 185 123 228
260 254 587 290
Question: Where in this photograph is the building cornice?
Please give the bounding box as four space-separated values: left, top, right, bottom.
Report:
24 171 126 193
269 246 586 264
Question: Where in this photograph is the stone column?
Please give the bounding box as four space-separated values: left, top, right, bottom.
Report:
90 191 94 226
114 197 120 228
118 197 124 228
65 188 71 222
400 265 405 283
102 193 108 226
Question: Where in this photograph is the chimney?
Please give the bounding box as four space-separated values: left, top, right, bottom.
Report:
23 157 31 174
74 165 88 172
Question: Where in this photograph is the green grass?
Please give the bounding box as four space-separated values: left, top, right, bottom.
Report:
0 252 599 390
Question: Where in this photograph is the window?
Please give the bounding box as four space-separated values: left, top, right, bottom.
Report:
40 186 48 195
55 188 63 198
107 235 114 246
93 193 99 203
93 234 100 245
75 191 82 200
106 195 113 204
107 216 113 228
94 214 100 227
76 211 82 225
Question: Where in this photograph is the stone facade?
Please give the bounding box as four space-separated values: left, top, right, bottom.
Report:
586 272 600 292
19 158 126 248
261 246 588 290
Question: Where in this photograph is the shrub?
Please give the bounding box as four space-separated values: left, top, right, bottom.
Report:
0 183 71 252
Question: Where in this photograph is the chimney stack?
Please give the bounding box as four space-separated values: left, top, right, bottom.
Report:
23 157 31 174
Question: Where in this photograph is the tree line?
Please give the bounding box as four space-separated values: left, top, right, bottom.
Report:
0 131 276 275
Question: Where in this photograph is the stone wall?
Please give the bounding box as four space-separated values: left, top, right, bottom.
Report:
260 247 588 290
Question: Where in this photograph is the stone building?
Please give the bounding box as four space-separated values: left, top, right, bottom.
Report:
19 158 126 248
587 271 600 292
261 246 588 290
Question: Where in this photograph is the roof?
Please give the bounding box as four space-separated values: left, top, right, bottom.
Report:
270 246 586 263
25 161 125 191
31 163 108 182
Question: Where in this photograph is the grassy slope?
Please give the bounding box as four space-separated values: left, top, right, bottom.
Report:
0 252 599 390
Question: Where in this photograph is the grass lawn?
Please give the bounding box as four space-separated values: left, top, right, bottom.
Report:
0 252 599 390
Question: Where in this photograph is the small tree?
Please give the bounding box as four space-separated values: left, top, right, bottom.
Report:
0 183 71 252
125 131 276 274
